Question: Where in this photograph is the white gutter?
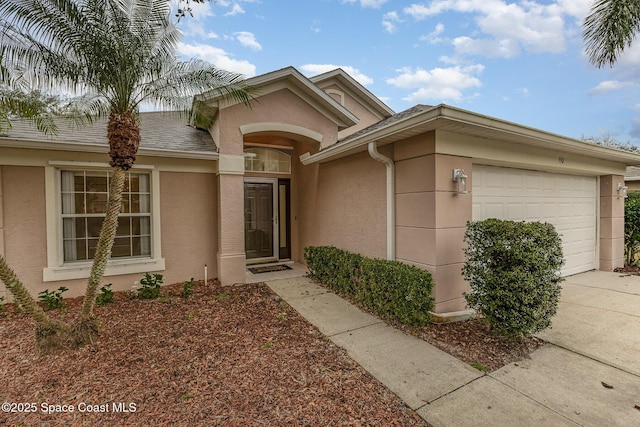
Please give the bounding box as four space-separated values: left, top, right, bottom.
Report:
368 141 395 260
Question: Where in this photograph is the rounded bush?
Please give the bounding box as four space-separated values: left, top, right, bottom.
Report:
462 219 564 339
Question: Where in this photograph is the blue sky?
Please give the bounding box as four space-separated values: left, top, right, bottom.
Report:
173 0 640 144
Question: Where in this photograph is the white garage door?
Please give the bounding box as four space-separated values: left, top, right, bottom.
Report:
472 165 597 276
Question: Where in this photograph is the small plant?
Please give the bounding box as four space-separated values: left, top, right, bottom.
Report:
185 311 197 320
137 273 163 299
471 362 487 372
262 341 273 349
215 292 229 301
38 286 68 311
96 284 114 306
181 278 197 297
277 312 288 320
0 295 6 315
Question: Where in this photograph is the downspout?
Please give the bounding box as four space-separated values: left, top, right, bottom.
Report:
368 141 395 260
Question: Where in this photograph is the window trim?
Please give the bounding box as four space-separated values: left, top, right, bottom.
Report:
43 162 164 282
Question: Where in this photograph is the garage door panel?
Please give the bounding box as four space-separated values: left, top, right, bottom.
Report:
473 165 597 276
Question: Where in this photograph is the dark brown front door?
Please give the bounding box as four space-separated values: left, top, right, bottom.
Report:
244 182 274 260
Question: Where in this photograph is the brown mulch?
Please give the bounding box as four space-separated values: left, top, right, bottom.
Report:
614 265 640 275
0 281 425 426
312 280 546 373
394 319 545 372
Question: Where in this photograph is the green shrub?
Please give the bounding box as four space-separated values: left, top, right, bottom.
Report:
0 295 5 315
624 191 640 265
38 286 68 311
181 278 197 297
304 246 362 294
96 284 114 306
304 246 434 326
137 273 163 299
462 219 564 339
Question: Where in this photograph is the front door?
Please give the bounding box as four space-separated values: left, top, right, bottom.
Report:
244 179 277 260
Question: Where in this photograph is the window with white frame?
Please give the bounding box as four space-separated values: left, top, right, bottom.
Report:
60 170 151 262
244 148 291 174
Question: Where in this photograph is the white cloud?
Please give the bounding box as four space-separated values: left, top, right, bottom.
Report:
300 64 374 86
382 11 401 33
401 0 581 57
177 42 256 76
225 3 245 16
235 31 262 50
453 36 521 58
589 80 635 95
342 0 388 8
419 23 445 44
386 64 484 102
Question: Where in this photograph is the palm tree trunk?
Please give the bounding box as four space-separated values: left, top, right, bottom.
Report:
0 255 70 354
73 110 140 347
72 166 125 346
0 255 50 324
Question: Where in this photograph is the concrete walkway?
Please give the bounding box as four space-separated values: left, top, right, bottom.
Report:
267 272 640 427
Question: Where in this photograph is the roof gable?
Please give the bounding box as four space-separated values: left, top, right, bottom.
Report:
196 66 360 131
309 68 394 120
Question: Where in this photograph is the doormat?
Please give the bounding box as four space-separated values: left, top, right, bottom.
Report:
248 264 292 274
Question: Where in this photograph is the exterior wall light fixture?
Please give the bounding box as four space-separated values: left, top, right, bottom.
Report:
453 169 468 194
618 182 628 199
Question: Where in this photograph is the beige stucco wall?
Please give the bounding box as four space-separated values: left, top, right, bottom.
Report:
296 150 387 261
626 180 640 191
317 83 386 140
600 175 625 270
159 171 218 285
218 89 341 154
0 166 4 300
394 133 472 312
2 166 51 299
0 163 218 301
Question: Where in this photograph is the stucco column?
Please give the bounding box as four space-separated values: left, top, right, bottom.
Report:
395 142 472 313
216 154 246 285
599 175 625 270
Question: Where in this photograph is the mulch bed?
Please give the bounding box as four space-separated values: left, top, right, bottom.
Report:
0 281 424 426
395 319 545 372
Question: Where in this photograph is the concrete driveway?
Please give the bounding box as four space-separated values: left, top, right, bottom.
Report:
423 271 640 426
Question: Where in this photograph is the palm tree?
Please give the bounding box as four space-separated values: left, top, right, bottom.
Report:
583 0 640 67
0 0 251 352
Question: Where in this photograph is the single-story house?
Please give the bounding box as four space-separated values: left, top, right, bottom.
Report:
625 166 640 191
2 66 639 314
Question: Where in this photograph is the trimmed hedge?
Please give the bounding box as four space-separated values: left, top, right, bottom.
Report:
304 246 434 326
462 219 564 339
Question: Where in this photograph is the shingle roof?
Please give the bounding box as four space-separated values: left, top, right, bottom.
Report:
0 111 217 153
330 104 434 149
626 165 640 179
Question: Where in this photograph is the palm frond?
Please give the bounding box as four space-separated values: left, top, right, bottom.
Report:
583 0 640 67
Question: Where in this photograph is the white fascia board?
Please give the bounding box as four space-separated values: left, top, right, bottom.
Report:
438 105 640 164
302 104 640 165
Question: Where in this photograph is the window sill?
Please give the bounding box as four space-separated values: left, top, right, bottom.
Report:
43 258 165 282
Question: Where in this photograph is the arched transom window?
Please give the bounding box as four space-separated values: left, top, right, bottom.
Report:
244 148 291 174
